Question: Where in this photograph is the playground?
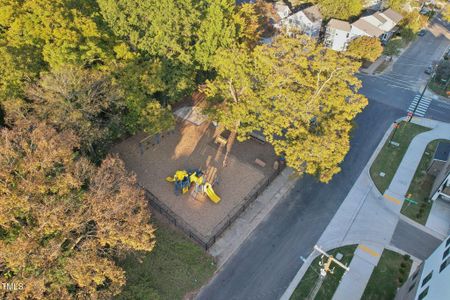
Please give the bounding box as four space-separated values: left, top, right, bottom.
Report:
112 113 279 245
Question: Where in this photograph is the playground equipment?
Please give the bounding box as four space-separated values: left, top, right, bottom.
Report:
166 169 221 203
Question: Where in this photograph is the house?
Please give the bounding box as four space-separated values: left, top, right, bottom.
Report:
324 8 403 51
274 1 291 25
396 235 450 300
284 5 323 38
428 142 450 176
361 8 403 42
350 18 385 38
324 19 352 51
273 2 323 38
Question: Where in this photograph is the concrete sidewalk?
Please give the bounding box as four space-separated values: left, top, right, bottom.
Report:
281 117 450 300
208 167 296 268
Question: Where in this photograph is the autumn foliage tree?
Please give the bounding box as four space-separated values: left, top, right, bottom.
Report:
0 120 155 299
205 35 368 182
347 36 384 62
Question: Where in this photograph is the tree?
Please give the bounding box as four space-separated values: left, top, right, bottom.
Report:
383 37 403 56
195 0 238 69
97 0 205 64
443 4 450 23
387 0 410 12
5 67 125 159
400 11 428 34
316 0 363 20
347 36 384 62
205 35 368 182
0 0 119 102
0 120 155 299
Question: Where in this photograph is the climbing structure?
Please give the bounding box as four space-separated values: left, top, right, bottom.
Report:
166 169 221 203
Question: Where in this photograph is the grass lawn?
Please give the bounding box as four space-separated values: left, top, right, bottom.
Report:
370 121 431 194
401 140 450 224
362 249 412 300
290 245 357 300
429 80 449 98
115 219 216 300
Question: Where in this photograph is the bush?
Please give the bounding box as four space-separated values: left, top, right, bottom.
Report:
403 254 411 261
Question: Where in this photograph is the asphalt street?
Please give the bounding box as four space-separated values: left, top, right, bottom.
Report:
197 15 450 300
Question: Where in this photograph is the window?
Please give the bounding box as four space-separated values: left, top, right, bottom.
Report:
408 282 416 292
440 257 450 273
443 247 450 260
421 272 432 287
446 237 450 247
418 287 429 300
412 270 420 280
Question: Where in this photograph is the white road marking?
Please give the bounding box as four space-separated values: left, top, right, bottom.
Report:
407 94 432 117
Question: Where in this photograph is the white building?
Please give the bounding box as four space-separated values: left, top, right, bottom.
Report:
396 235 450 300
323 19 352 51
274 3 323 38
274 1 291 23
284 5 323 38
324 8 403 51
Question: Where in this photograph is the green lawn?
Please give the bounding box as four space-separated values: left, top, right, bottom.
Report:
401 140 450 224
290 245 357 300
362 249 412 300
429 80 449 98
370 122 431 194
115 219 216 300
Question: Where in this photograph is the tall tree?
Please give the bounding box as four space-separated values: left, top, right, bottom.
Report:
347 36 384 62
97 0 205 64
0 120 155 299
195 0 238 69
205 35 368 182
4 67 125 159
316 0 363 20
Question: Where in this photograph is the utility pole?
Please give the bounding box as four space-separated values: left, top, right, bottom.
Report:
306 245 350 300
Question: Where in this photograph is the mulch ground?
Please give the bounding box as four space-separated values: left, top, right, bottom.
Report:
112 120 277 241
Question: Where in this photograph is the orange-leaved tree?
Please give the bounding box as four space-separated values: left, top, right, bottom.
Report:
0 120 155 299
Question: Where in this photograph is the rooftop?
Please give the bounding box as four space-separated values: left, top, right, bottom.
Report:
352 19 385 37
434 142 450 161
381 8 403 24
302 5 322 23
327 19 351 32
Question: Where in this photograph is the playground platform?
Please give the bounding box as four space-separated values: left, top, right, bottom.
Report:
112 120 279 248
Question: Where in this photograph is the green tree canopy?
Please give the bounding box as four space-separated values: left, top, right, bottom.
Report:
347 36 384 62
316 0 363 20
97 0 205 64
205 35 368 182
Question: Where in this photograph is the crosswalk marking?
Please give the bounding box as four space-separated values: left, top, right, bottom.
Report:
407 95 432 117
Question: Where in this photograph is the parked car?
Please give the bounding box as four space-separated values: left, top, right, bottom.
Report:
424 64 435 75
418 30 426 36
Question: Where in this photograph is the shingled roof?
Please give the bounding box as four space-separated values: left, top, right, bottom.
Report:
327 19 351 32
352 19 384 37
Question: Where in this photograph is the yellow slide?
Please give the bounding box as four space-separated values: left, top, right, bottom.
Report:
204 183 221 203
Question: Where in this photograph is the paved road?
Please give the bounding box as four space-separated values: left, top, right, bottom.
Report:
197 16 450 300
391 220 442 260
198 100 404 300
